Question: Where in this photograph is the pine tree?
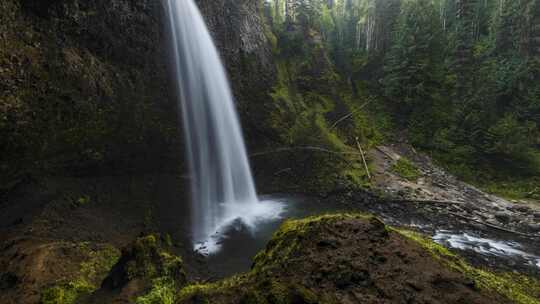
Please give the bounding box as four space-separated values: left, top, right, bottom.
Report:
383 0 444 115
454 0 478 93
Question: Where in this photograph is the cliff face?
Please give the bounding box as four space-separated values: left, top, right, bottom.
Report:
197 0 277 146
0 0 276 188
0 0 178 185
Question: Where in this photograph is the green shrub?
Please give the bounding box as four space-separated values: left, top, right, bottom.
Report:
391 158 420 181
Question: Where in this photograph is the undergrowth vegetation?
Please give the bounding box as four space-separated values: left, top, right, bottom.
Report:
391 157 421 181
262 0 540 200
264 17 386 193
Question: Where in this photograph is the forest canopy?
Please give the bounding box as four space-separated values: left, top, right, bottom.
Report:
263 0 540 198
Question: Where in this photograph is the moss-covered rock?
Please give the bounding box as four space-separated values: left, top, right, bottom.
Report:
38 243 120 304
0 240 120 304
41 280 94 304
100 234 187 303
175 213 520 304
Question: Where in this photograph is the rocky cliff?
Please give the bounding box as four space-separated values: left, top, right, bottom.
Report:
1 0 177 187
197 0 277 146
0 0 276 190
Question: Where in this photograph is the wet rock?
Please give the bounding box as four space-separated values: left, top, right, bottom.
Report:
99 234 187 302
494 212 511 224
317 239 339 249
470 222 486 230
0 272 18 290
524 223 540 232
0 238 120 304
486 219 502 226
508 205 531 213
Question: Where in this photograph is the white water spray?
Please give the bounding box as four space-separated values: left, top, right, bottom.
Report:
164 0 283 254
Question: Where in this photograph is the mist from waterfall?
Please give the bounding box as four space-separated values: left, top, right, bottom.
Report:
164 0 283 254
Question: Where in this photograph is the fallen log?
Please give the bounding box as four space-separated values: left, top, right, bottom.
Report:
250 146 363 158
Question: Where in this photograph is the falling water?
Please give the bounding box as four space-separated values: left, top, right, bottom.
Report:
164 0 283 254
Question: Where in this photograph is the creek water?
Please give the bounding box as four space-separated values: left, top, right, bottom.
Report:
204 194 349 277
434 231 540 269
163 0 284 253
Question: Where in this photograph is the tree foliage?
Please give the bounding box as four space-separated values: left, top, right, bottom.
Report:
265 0 540 193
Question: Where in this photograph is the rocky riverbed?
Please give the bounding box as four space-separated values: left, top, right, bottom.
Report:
356 143 540 277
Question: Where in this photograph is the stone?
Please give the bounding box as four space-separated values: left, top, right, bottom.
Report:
525 223 540 232
494 212 511 224
508 205 531 213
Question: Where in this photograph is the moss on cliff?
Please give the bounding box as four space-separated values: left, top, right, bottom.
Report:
261 25 381 193
0 0 177 186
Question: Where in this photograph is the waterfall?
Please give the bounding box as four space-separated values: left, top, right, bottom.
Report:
164 0 283 254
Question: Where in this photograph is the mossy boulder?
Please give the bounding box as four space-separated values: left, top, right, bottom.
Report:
100 234 187 303
175 214 529 304
0 238 119 304
38 243 120 304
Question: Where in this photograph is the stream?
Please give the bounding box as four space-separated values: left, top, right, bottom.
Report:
199 194 540 278
203 194 347 277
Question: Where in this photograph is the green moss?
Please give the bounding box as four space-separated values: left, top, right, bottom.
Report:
397 230 540 304
429 148 540 204
40 243 120 304
125 235 187 303
265 42 391 194
176 276 321 304
78 243 120 284
176 274 249 303
135 277 178 304
268 63 373 192
124 234 186 283
481 178 540 202
264 37 378 192
175 214 373 304
41 280 94 304
392 157 421 181
70 195 91 208
254 213 371 273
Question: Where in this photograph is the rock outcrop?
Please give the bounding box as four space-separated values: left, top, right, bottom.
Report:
176 214 521 304
96 234 187 304
0 0 276 191
0 0 178 185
